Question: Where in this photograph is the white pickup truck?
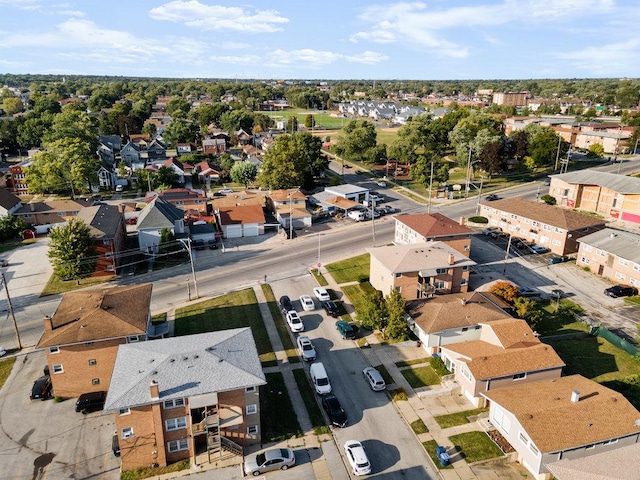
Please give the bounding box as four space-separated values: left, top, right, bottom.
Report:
347 210 367 222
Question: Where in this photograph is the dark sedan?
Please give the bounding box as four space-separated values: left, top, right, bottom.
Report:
604 285 638 298
549 255 570 264
485 194 500 201
279 295 294 315
322 300 339 317
321 394 348 427
30 375 52 400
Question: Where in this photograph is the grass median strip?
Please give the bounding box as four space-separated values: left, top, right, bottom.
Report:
448 431 504 463
401 365 441 388
261 284 300 364
174 288 276 366
434 408 489 429
261 372 303 442
292 368 330 435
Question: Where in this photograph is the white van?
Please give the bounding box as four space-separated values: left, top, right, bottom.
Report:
347 210 366 222
309 362 332 395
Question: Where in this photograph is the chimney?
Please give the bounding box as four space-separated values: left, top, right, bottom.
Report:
43 315 53 331
571 390 580 403
448 253 455 265
150 379 159 400
459 216 465 226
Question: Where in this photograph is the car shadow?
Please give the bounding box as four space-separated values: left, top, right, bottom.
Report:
361 439 401 473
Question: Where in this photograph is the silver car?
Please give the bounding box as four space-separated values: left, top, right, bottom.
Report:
297 335 316 361
244 447 295 476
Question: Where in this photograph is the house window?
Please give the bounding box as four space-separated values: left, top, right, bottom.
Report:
395 273 403 278
530 444 539 455
52 364 63 374
436 268 447 274
584 245 592 252
88 359 97 366
543 225 551 231
247 425 259 435
433 281 445 290
615 272 626 280
121 427 134 439
552 239 561 246
510 214 518 220
165 417 187 431
518 432 529 445
633 263 640 272
596 249 605 257
462 265 469 270
521 218 529 224
513 373 526 380
532 221 539 227
118 408 130 416
246 404 258 415
460 278 468 285
167 439 189 453
92 378 100 385
618 258 629 266
461 327 468 332
49 346 60 354
463 245 469 251
245 386 256 393
127 335 144 343
163 398 185 409
554 227 563 233
581 257 590 264
630 278 640 287
395 286 402 293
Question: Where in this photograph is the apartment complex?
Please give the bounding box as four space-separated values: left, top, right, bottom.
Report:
394 212 473 256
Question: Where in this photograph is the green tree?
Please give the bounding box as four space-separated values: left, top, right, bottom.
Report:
48 218 96 281
0 215 26 241
304 114 315 129
141 122 157 138
448 110 503 165
166 97 192 118
357 290 387 331
230 161 258 188
2 97 23 116
43 109 98 151
587 143 605 158
480 140 508 176
541 194 556 205
286 115 299 133
158 227 176 253
384 289 409 341
526 126 564 167
258 133 323 189
513 297 543 331
17 113 54 148
162 117 199 146
489 281 519 303
334 120 378 163
156 166 178 188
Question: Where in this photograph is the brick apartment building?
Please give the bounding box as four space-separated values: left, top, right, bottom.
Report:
36 284 153 398
394 212 473 256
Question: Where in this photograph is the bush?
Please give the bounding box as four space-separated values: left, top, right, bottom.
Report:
541 194 556 205
467 216 488 224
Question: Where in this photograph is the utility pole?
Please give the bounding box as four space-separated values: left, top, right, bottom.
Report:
475 176 484 216
179 239 199 300
428 160 434 214
554 135 562 171
0 272 21 350
370 197 376 246
465 146 473 199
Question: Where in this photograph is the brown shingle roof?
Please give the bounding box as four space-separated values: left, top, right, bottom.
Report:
269 189 306 202
218 205 265 225
482 198 606 230
395 213 473 237
485 318 541 348
212 190 265 207
36 284 152 348
482 375 640 453
408 292 512 333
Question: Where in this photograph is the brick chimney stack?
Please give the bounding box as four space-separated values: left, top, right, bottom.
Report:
448 253 455 265
150 379 159 400
43 315 53 331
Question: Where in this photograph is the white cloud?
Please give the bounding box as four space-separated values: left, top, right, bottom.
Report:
221 41 251 50
149 0 289 33
345 51 389 65
0 0 41 9
556 39 640 75
59 10 85 17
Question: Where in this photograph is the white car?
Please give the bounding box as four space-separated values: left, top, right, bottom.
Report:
344 440 371 476
0 346 6 357
299 295 315 311
296 335 316 361
313 287 331 302
286 310 304 332
376 181 387 187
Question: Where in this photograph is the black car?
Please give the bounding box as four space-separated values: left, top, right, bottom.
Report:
192 239 206 250
604 285 638 298
75 391 106 413
208 239 218 250
549 255 570 264
30 375 52 400
321 394 348 427
485 194 500 201
322 300 339 317
279 295 293 315
112 433 121 457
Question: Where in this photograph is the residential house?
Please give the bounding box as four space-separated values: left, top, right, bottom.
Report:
195 161 221 185
546 443 640 480
216 204 265 238
309 190 361 215
176 143 196 156
136 197 186 253
147 138 167 161
323 184 371 204
9 159 31 195
15 199 91 229
97 142 116 168
97 165 117 189
440 318 564 406
479 198 606 255
575 228 640 288
76 204 127 276
549 170 640 227
202 138 227 155
104 328 266 472
36 284 153 398
394 213 473 256
482 375 640 480
267 189 310 230
406 292 514 355
156 188 208 215
235 129 253 146
99 135 122 152
0 188 22 216
368 242 476 300
120 141 141 167
574 128 630 154
163 157 187 184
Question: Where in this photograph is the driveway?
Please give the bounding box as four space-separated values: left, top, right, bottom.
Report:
0 350 119 480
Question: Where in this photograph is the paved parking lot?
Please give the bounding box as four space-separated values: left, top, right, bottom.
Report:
0 350 119 480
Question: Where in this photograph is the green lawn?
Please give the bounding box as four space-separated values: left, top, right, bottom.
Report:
292 368 329 435
0 357 16 390
448 431 504 463
401 365 441 388
260 372 303 442
325 253 370 284
410 418 429 434
310 268 329 286
121 460 190 480
174 288 276 366
41 273 115 296
395 358 431 368
434 408 489 429
422 440 453 470
342 282 377 321
261 284 300 364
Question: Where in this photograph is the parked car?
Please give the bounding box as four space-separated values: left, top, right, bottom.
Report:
376 181 387 187
192 239 206 250
604 285 639 298
321 394 348 427
336 320 357 340
530 245 551 254
518 287 542 298
344 440 371 476
112 433 120 457
313 287 331 302
322 300 339 317
30 375 52 400
549 255 570 264
296 335 316 362
490 231 508 240
115 184 124 192
482 227 499 236
310 362 332 395
279 295 294 315
299 295 315 311
514 239 533 250
0 346 6 357
286 310 304 332
0 258 8 267
485 194 500 201
243 447 295 476
75 391 106 413
208 239 218 250
218 187 234 195
544 177 551 186
362 367 386 391
382 205 397 214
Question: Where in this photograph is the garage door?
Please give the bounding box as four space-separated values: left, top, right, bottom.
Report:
244 224 259 237
225 225 242 238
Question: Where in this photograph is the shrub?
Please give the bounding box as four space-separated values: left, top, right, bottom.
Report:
541 194 556 205
467 216 488 224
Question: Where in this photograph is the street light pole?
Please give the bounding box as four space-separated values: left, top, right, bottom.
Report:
179 238 199 300
475 175 484 216
370 197 376 246
317 232 321 267
0 272 21 349
289 192 293 240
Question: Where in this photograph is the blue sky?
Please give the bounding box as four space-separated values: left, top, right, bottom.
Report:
1 0 639 80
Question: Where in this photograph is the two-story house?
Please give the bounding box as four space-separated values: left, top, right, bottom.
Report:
136 197 186 253
394 212 473 256
9 159 32 195
267 189 310 230
0 188 22 216
156 188 208 215
120 141 141 167
76 204 127 276
368 242 476 300
36 284 153 398
480 198 606 255
104 328 266 472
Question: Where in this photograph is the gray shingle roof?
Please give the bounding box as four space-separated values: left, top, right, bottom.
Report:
578 228 640 263
552 170 640 194
104 328 266 411
136 197 184 229
367 241 476 274
76 204 122 240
